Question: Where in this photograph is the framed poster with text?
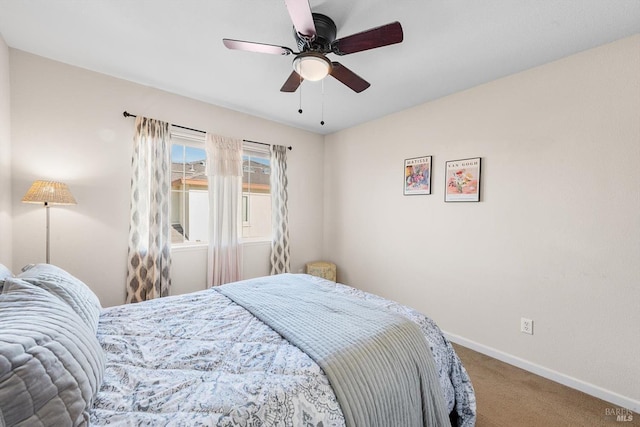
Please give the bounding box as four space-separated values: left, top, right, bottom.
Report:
445 157 481 202
404 156 432 195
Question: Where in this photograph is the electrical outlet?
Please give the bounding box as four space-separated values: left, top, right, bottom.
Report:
521 318 533 335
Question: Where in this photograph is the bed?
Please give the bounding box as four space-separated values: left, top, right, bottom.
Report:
0 263 476 427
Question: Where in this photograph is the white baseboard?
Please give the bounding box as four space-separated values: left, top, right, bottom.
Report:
443 331 640 414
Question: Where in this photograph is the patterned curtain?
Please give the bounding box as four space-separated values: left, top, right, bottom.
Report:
270 145 290 274
206 134 243 287
126 116 172 303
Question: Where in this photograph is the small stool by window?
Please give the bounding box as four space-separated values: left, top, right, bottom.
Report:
306 261 337 282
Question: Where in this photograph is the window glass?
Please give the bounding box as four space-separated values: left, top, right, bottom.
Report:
242 146 271 240
171 143 208 245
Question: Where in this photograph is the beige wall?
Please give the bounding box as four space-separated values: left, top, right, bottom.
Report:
9 49 325 307
324 35 640 410
0 34 11 266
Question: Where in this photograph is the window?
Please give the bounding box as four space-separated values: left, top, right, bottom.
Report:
170 138 208 245
170 130 272 246
242 143 272 241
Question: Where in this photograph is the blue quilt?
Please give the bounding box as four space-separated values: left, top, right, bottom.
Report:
218 275 451 427
91 274 476 426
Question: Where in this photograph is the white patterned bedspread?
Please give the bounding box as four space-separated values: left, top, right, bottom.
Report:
90 275 476 426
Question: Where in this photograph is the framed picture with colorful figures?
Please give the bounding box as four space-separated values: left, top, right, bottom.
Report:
445 157 481 202
404 156 432 195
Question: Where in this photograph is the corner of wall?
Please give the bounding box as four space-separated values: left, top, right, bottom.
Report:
0 34 13 267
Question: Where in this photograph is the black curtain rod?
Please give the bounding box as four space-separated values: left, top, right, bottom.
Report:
123 111 292 151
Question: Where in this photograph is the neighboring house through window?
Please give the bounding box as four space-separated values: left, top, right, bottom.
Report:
242 142 272 241
170 129 271 245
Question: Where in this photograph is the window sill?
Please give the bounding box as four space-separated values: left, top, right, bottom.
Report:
171 240 271 252
240 239 271 247
171 243 208 252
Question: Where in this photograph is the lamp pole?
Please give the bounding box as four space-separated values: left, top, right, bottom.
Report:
45 201 50 264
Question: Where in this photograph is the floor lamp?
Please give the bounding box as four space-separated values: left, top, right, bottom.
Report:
22 180 77 264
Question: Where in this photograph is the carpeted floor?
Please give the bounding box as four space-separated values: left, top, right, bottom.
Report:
452 344 639 427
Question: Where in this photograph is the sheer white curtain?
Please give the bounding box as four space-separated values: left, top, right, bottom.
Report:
126 116 172 303
205 134 243 286
270 144 291 274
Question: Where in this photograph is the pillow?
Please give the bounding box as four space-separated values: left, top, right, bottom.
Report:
0 278 105 426
18 263 102 334
0 263 12 292
21 263 35 272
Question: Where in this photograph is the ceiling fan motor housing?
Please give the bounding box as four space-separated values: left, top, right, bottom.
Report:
295 13 337 52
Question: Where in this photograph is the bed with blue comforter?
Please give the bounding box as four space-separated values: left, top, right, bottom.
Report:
0 264 476 427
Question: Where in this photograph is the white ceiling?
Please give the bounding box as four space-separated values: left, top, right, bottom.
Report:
0 1 638 135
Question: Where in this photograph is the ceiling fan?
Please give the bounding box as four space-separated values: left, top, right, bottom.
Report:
222 0 403 93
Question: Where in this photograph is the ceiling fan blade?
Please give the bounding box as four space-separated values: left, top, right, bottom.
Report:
280 71 303 92
284 0 316 39
331 21 403 55
329 62 370 93
223 39 293 55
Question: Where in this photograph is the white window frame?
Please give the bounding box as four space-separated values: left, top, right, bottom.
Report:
170 128 209 248
241 141 272 243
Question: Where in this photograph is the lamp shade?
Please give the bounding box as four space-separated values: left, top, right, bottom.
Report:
22 180 77 205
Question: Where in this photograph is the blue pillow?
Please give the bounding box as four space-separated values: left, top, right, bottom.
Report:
18 264 102 334
0 263 13 292
0 278 105 426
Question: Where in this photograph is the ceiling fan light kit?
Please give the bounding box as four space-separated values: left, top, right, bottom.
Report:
293 52 332 81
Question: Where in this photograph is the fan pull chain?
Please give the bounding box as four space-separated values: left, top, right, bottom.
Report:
298 74 303 114
320 79 325 126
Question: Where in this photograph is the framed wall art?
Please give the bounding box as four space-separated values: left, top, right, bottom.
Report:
404 156 432 195
445 157 481 202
